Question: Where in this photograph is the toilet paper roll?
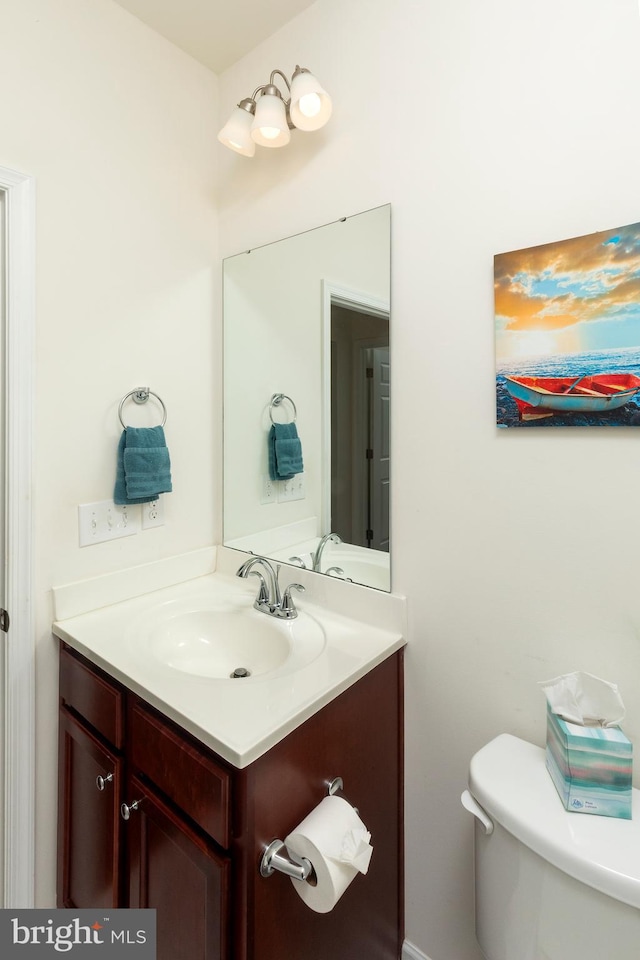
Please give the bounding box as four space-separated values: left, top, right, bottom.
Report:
284 795 373 913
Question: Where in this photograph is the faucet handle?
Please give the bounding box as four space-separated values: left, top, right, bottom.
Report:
279 582 305 619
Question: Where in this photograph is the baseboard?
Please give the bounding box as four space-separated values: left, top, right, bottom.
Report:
403 940 432 960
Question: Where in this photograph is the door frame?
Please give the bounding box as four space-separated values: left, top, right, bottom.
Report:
321 281 389 534
1 164 35 908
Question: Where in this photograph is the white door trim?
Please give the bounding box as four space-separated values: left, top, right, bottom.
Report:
1 164 36 908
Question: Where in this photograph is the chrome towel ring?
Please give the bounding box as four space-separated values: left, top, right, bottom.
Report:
118 387 167 429
269 393 297 424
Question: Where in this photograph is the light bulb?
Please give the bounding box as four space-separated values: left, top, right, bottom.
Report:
298 92 322 118
251 91 290 148
289 70 332 131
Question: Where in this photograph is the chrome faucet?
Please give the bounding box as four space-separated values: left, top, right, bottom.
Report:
312 532 342 571
236 556 304 619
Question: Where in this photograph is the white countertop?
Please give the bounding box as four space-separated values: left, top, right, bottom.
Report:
53 562 405 768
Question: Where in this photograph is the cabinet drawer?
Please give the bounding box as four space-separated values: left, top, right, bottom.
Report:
59 645 125 750
129 699 231 849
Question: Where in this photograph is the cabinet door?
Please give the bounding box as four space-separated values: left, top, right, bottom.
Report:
125 774 230 960
57 708 124 908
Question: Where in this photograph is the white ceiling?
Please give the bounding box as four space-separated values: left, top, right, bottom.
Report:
111 0 317 73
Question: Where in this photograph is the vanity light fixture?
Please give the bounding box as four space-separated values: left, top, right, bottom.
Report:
217 66 332 158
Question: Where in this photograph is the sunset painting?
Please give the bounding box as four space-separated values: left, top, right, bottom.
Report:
495 221 640 427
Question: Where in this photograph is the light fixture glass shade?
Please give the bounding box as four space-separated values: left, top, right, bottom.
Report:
289 71 332 131
251 93 291 148
217 105 256 157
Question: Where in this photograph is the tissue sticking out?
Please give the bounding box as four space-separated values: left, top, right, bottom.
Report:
539 670 625 727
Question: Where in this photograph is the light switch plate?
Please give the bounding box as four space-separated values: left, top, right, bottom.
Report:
279 474 305 502
78 500 141 546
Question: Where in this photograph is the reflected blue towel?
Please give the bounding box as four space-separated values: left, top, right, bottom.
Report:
114 426 172 505
268 422 303 481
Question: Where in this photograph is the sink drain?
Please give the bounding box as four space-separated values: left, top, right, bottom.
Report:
230 667 251 679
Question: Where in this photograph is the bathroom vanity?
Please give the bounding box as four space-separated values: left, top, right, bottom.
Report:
54 562 405 960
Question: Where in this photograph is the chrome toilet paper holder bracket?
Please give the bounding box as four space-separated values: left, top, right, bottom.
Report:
326 776 343 796
260 839 313 881
259 776 344 881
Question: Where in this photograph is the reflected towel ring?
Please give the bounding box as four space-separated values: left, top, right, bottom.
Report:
269 393 297 424
118 387 167 429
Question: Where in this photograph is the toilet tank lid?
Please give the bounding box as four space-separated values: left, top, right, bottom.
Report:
468 733 640 910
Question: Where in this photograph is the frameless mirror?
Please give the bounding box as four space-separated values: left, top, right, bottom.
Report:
223 204 391 590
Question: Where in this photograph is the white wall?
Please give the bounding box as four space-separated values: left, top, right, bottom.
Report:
217 1 640 957
0 0 219 906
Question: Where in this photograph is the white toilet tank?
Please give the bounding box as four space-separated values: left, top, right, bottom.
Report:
464 734 640 960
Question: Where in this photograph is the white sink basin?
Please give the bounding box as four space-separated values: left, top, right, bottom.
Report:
53 563 406 766
128 597 326 681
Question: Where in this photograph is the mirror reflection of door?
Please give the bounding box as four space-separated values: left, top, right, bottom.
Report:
331 304 390 550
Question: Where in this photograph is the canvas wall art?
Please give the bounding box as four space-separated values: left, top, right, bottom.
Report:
495 221 640 427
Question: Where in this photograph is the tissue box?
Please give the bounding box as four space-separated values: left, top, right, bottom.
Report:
545 705 632 819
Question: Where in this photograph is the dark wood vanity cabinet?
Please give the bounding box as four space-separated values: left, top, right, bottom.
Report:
57 641 404 960
57 644 230 960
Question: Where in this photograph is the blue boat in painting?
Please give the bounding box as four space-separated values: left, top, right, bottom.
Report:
504 373 640 419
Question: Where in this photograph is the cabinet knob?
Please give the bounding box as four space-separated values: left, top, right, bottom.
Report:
120 799 143 821
95 773 114 791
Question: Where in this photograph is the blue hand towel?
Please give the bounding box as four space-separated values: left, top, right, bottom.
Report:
268 422 304 481
114 425 172 505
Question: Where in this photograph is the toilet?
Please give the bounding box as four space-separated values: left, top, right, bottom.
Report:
462 733 640 960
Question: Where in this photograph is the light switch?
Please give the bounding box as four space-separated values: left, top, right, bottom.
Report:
278 474 305 502
78 500 141 546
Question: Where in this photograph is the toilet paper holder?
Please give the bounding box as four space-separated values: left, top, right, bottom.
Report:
260 839 314 881
259 776 344 881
